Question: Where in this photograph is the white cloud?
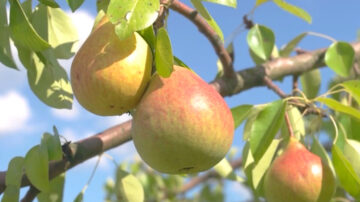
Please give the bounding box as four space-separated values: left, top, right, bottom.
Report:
0 91 31 134
103 113 133 128
228 181 252 200
51 100 80 120
61 128 78 141
68 10 95 46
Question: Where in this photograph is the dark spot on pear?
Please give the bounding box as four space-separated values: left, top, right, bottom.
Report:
178 166 194 172
109 105 114 108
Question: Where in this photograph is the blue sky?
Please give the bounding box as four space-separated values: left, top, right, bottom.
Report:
0 0 359 201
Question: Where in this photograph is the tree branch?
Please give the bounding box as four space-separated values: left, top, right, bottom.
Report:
168 0 236 79
0 121 132 194
211 42 360 96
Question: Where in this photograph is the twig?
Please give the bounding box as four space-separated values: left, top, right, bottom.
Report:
168 0 236 78
211 42 360 96
0 121 132 194
263 76 287 98
292 75 298 95
21 186 38 202
284 112 294 138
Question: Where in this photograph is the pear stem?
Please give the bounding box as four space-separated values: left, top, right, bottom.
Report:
284 112 295 138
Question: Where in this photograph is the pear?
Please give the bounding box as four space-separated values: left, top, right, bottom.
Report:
131 66 234 174
71 16 152 116
264 138 336 202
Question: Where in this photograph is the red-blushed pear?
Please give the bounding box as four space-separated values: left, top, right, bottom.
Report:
71 16 152 116
131 66 234 174
264 137 336 202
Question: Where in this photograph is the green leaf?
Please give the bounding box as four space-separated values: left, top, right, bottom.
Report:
300 69 321 99
37 173 65 202
21 0 32 18
96 0 110 12
243 105 266 140
9 0 51 51
325 41 355 77
350 117 360 141
251 139 280 190
332 145 360 199
66 0 85 12
137 25 156 51
242 142 253 171
344 139 360 177
255 0 270 6
191 0 224 42
107 0 159 40
74 192 84 202
202 0 236 8
20 48 73 109
0 0 17 69
249 48 265 65
39 0 60 8
311 137 335 175
273 0 312 24
174 56 190 68
155 28 173 78
316 97 360 120
341 80 360 105
24 145 50 192
247 24 275 61
41 132 62 161
115 169 144 202
286 106 305 139
32 4 78 59
1 185 20 202
2 157 24 202
280 32 307 57
231 104 253 129
250 100 286 161
213 158 244 182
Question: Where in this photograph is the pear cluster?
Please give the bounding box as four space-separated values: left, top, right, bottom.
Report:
71 16 234 174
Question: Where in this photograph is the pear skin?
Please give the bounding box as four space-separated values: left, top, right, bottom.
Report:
131 66 234 174
71 17 152 116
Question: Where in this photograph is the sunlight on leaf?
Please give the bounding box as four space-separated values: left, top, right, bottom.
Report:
273 0 312 24
247 24 275 61
191 0 224 42
325 41 355 77
155 28 173 78
9 0 50 51
107 0 159 40
250 100 286 161
332 145 360 199
316 97 360 120
0 0 17 69
115 169 144 202
203 0 236 8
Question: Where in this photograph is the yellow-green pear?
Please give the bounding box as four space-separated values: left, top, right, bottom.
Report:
71 16 152 116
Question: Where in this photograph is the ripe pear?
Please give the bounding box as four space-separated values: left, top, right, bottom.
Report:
71 16 152 116
131 66 234 174
264 138 336 202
